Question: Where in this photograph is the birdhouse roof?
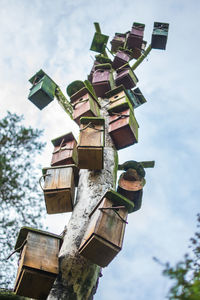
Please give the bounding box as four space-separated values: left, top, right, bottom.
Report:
51 131 76 146
15 227 62 251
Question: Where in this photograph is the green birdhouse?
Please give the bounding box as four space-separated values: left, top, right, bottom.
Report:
126 87 147 109
28 69 57 110
90 32 109 53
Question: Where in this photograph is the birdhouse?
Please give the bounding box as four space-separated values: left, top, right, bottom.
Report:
151 22 169 50
69 85 100 125
79 190 134 267
88 55 112 83
92 63 115 97
51 132 78 167
114 65 138 90
14 227 62 300
40 165 78 214
110 33 126 53
90 32 109 53
126 87 147 109
78 117 105 170
117 170 144 212
112 49 132 70
105 85 134 113
131 40 147 59
108 108 139 150
126 23 145 50
28 69 57 110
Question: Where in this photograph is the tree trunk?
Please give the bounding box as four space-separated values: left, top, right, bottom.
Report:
47 101 118 300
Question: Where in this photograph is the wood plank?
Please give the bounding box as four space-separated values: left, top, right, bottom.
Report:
44 189 73 214
79 124 103 147
22 232 60 274
78 147 103 169
14 267 56 300
44 167 73 190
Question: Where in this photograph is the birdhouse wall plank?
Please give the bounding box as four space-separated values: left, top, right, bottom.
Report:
42 166 75 214
79 196 128 267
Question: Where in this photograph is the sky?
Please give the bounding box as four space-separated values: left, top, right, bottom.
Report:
1 0 200 299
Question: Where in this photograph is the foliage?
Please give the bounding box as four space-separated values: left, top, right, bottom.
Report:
161 214 200 299
0 111 46 288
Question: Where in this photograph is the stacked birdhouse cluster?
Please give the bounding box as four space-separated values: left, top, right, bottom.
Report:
12 21 169 299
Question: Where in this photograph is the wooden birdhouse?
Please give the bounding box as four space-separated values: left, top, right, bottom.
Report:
151 22 169 50
51 132 78 167
78 117 105 170
117 170 144 212
110 33 126 53
131 40 147 59
106 85 134 113
126 87 147 109
40 165 78 214
114 65 138 90
126 23 145 50
92 63 115 98
28 69 57 110
79 190 134 267
90 32 109 53
112 49 132 70
108 108 139 150
14 227 62 300
69 86 100 125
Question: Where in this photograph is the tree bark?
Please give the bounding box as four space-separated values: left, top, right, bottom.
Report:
47 101 118 300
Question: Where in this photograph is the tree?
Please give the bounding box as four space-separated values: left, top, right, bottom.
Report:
158 214 200 299
0 111 46 289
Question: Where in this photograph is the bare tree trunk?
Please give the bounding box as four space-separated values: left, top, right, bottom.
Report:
47 102 118 300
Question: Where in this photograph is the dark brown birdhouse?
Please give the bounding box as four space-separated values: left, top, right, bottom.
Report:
14 227 62 300
78 117 105 170
112 49 132 70
108 108 139 150
126 23 145 50
51 132 78 167
114 66 138 89
79 190 134 267
117 170 144 211
151 22 169 50
106 85 134 113
92 63 115 97
110 33 126 53
70 86 100 125
40 165 78 214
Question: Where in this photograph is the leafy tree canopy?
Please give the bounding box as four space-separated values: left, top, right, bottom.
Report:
157 214 200 300
0 111 46 288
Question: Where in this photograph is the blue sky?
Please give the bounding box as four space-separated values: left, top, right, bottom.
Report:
1 0 200 299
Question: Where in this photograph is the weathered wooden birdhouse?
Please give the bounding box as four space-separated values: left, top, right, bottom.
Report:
79 190 134 267
151 22 169 50
14 227 62 300
108 108 139 150
126 87 147 109
131 40 147 59
90 32 109 53
92 63 115 97
78 117 105 170
28 69 57 110
51 132 78 167
40 165 78 214
126 22 145 50
112 49 132 70
110 33 126 53
117 170 144 212
114 65 138 90
106 85 134 113
68 82 100 125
